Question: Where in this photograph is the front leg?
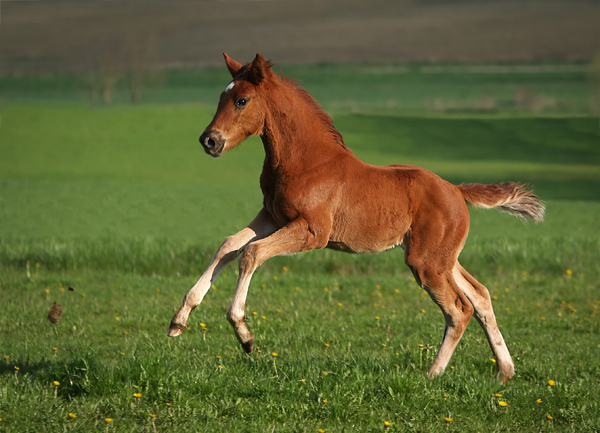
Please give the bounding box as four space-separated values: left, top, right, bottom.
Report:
227 216 330 352
168 209 278 337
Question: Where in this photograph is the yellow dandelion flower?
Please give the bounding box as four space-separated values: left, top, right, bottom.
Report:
381 343 387 347
337 303 343 307
547 415 553 420
418 344 424 348
166 403 172 407
3 355 9 360
536 398 542 404
149 414 156 419
322 371 328 376
444 417 453 423
498 401 508 407
322 399 327 404
68 413 76 419
450 365 455 370
252 312 258 316
115 317 120 321
283 266 289 272
420 309 426 313
45 288 50 294
261 315 267 319
120 352 125 356
105 418 113 424
494 393 503 398
271 352 278 357
273 276 278 281
318 429 325 433
53 381 60 386
133 393 142 398
299 379 306 382
541 317 546 321
217 365 224 369
375 316 380 320
53 347 58 351
384 421 392 427
216 355 222 359
491 358 497 363
565 269 573 276
14 366 19 370
548 380 555 386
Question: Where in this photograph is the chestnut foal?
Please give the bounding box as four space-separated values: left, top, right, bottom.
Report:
168 53 545 383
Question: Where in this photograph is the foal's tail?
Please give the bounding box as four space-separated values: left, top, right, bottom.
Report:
458 182 545 222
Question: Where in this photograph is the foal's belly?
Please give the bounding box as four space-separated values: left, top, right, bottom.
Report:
326 236 405 254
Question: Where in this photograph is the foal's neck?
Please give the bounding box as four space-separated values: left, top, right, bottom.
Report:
260 81 349 172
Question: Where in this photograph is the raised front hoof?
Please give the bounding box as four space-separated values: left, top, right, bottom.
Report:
241 338 255 354
167 322 186 337
500 372 515 384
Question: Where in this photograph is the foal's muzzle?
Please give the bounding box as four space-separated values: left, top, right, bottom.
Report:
199 129 226 157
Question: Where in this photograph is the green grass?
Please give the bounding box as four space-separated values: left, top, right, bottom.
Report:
1 68 599 432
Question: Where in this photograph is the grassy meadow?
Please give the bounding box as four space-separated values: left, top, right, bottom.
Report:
0 66 599 432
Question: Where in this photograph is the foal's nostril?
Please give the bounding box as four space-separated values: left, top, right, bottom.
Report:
200 130 224 156
204 136 216 148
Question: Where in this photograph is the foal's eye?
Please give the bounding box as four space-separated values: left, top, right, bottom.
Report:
235 97 248 108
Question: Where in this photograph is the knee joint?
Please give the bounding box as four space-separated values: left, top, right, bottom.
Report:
239 243 260 272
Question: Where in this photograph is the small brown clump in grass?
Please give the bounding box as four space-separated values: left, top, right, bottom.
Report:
48 302 62 324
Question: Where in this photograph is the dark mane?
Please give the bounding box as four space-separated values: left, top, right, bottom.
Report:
280 76 349 150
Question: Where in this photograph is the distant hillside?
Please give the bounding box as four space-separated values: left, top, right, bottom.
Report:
1 0 598 73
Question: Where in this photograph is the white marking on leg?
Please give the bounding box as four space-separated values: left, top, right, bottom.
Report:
168 209 279 337
453 265 514 381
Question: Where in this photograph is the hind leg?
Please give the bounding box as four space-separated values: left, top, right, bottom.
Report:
403 196 475 378
409 264 475 378
453 263 515 383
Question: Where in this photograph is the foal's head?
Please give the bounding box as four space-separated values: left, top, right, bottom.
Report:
200 53 275 157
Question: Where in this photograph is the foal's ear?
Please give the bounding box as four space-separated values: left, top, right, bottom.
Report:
247 53 274 85
223 53 243 78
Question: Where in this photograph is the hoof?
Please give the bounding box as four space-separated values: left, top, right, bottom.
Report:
500 374 514 384
241 339 254 353
167 322 186 337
